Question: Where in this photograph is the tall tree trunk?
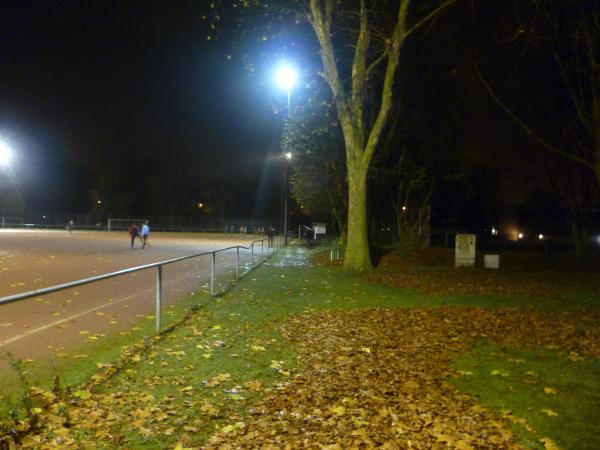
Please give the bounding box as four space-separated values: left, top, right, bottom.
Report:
569 217 589 258
344 157 371 271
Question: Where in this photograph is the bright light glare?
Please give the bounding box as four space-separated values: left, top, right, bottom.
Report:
491 227 498 235
285 152 292 160
0 141 11 167
538 234 544 240
518 233 524 239
275 66 298 91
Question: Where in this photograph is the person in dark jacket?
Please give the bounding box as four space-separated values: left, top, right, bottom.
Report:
128 223 139 249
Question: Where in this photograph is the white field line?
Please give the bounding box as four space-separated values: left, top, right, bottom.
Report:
0 286 155 347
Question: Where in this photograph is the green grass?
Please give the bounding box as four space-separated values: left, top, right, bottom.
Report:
2 246 599 448
0 260 261 418
0 279 221 418
452 341 600 449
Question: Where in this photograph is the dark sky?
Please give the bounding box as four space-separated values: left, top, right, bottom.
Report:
0 1 574 222
0 1 292 212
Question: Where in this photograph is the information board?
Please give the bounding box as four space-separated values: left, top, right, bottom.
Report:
455 234 476 267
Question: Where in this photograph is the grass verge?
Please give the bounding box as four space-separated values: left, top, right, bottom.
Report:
2 245 599 449
452 340 600 449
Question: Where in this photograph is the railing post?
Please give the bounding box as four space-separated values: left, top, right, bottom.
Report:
261 240 264 257
251 242 254 262
236 247 240 280
155 265 162 335
210 251 216 296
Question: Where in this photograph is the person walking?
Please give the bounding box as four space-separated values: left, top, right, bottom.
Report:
66 220 74 233
140 222 150 249
128 223 139 249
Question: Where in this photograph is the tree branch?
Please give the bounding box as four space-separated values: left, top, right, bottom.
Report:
366 51 387 77
350 0 369 148
309 0 354 150
362 1 409 167
471 55 595 171
553 50 593 135
405 0 462 39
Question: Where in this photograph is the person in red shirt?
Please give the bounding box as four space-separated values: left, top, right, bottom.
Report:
128 223 139 249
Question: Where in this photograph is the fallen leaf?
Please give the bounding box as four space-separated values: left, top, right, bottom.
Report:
540 437 562 450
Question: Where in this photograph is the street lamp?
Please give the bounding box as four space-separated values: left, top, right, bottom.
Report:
275 65 298 118
274 64 298 245
0 140 12 167
283 152 292 245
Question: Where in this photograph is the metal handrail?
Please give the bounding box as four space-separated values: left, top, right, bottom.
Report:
0 236 282 335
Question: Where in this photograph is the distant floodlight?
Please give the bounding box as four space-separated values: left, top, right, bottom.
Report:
0 141 11 167
491 227 498 235
284 152 292 160
538 234 544 240
518 232 524 239
275 66 298 91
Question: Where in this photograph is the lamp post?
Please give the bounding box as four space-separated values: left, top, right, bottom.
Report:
0 140 12 167
283 151 292 245
274 65 298 245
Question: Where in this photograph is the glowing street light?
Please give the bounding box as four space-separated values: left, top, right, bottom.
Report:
0 140 12 167
275 66 298 92
274 65 298 118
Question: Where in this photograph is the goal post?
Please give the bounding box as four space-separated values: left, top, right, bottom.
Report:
107 218 148 232
1 217 24 228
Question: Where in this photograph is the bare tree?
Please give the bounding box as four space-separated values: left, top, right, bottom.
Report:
306 0 460 271
473 0 600 254
211 0 460 271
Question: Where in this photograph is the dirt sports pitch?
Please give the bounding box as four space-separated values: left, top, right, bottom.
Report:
0 230 262 368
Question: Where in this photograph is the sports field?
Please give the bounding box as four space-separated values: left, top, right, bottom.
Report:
0 229 264 367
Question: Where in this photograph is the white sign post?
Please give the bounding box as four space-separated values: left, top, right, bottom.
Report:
455 234 476 267
312 223 326 239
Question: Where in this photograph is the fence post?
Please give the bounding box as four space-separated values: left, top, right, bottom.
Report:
251 242 254 262
261 240 264 257
210 251 216 296
155 265 162 335
236 247 240 280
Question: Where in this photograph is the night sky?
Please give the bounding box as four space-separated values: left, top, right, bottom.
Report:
0 1 294 214
0 1 581 231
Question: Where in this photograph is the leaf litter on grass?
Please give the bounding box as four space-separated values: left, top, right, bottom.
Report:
207 306 600 448
3 247 600 449
364 249 600 303
4 306 599 449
